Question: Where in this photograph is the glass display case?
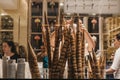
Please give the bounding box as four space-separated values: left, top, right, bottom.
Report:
30 0 43 54
31 0 42 16
0 15 14 53
88 17 99 52
29 0 59 54
47 2 59 16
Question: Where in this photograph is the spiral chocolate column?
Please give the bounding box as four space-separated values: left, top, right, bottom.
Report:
51 19 61 79
53 28 69 79
69 29 78 79
28 41 40 79
76 18 82 79
44 12 52 78
98 51 106 78
91 49 101 79
80 30 85 79
67 41 74 79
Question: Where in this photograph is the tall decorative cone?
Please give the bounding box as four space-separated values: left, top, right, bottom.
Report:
76 18 82 79
80 30 85 79
56 28 70 79
99 52 106 78
70 29 78 79
28 41 40 79
44 11 51 78
91 49 100 79
51 16 60 78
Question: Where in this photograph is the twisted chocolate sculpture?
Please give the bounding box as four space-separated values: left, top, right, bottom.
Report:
28 41 40 79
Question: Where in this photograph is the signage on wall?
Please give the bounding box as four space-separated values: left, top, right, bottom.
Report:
64 0 120 14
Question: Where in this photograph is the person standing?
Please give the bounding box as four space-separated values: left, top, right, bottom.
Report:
106 33 120 79
37 45 48 68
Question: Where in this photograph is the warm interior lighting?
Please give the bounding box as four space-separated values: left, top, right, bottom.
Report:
60 2 64 6
91 18 97 29
0 13 7 16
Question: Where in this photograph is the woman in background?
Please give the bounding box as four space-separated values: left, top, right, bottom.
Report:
0 40 20 62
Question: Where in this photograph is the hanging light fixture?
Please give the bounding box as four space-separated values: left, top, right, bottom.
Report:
91 18 97 30
34 18 41 28
34 35 40 46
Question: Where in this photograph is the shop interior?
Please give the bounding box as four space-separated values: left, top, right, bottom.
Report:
0 0 120 79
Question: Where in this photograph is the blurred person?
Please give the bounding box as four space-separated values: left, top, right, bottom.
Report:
0 40 20 62
106 33 120 79
37 45 48 68
19 45 27 61
50 18 95 54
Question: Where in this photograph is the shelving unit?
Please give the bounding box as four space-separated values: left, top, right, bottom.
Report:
29 0 43 54
29 0 120 56
103 17 120 49
87 17 99 52
29 0 59 54
82 16 120 54
0 15 14 53
47 1 59 34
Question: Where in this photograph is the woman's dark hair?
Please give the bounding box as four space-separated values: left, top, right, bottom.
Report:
19 45 27 59
116 33 120 41
2 40 18 54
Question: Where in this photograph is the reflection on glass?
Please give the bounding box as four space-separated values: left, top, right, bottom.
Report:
31 1 42 16
47 2 59 16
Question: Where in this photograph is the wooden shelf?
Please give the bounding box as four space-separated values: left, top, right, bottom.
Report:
109 27 120 32
31 16 42 18
29 0 60 54
0 30 13 32
31 32 42 34
103 33 109 35
48 16 56 18
0 15 14 53
33 48 41 51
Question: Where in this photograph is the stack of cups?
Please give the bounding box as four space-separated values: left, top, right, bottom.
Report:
7 59 16 78
2 56 10 78
16 58 25 79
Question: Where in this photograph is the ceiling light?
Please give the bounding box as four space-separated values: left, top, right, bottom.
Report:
0 13 7 16
60 2 64 6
